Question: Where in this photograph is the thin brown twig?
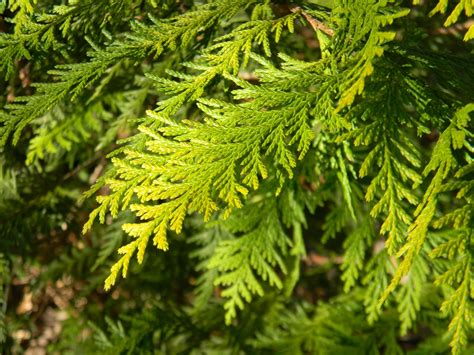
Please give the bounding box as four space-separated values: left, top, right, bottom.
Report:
290 6 335 37
61 151 106 182
432 19 474 36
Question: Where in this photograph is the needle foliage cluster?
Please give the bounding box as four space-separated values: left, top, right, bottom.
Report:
0 0 473 353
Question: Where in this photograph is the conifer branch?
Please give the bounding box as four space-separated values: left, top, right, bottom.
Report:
0 0 258 146
2 2 472 352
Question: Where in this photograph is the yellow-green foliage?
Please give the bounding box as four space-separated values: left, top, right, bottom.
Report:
1 0 473 353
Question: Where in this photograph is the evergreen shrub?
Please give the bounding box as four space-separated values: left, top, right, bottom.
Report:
0 0 473 353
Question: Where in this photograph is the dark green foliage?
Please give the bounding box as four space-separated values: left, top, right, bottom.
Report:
0 0 473 354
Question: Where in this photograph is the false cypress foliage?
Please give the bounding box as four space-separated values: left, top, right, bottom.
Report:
0 0 473 353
